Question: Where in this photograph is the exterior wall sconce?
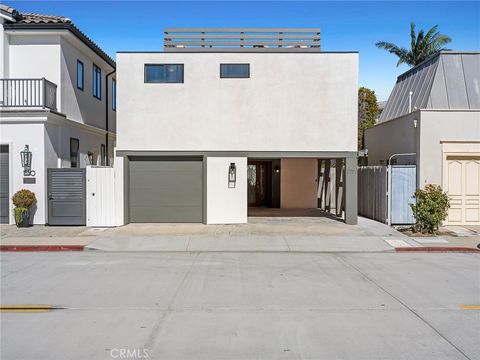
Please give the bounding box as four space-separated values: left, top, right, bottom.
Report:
413 119 418 128
20 145 35 176
274 165 280 173
228 162 236 188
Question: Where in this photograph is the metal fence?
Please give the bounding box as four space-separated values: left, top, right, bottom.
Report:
358 165 417 225
0 78 57 110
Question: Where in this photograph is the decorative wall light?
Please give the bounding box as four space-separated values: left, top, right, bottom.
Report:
87 151 94 165
228 162 236 188
20 145 35 176
274 165 280 173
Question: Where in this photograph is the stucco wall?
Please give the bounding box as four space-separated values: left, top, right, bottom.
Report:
206 156 247 224
280 158 318 208
365 111 419 165
117 52 358 152
0 123 46 224
418 110 480 187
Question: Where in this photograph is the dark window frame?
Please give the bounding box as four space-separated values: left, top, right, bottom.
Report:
100 144 106 166
93 63 102 100
112 78 116 111
220 63 250 79
70 137 80 168
77 60 84 91
144 64 184 83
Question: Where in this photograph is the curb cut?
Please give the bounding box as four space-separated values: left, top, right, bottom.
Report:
0 245 84 252
396 247 480 253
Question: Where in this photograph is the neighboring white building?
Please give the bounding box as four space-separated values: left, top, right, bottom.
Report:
365 51 480 226
115 28 358 225
0 4 116 224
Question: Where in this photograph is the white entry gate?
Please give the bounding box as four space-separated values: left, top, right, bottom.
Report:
86 166 115 227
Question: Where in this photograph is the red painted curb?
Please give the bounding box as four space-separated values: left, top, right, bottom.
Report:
396 247 480 253
0 245 84 252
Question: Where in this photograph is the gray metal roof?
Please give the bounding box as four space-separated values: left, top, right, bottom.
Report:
379 51 480 122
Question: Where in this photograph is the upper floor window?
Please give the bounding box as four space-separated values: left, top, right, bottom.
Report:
77 60 84 90
144 64 184 83
93 64 101 99
112 79 116 111
220 64 250 78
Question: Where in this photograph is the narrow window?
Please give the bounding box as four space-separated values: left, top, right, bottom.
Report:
77 60 84 90
100 144 106 166
112 79 116 111
93 64 101 99
70 138 79 168
220 64 250 78
144 64 184 83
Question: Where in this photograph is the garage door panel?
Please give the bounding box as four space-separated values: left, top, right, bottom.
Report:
129 158 203 223
0 146 9 224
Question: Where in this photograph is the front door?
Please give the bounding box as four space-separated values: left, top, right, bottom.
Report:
248 161 272 207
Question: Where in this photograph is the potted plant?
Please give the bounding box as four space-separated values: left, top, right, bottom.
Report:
12 189 36 227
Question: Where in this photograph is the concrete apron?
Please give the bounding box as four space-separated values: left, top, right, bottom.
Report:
85 217 418 253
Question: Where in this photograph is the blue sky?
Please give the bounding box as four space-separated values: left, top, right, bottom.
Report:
9 1 480 100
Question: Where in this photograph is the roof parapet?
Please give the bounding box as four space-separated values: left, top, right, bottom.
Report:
164 28 321 52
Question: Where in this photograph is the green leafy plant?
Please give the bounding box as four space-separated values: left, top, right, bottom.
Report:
12 189 36 209
410 184 450 234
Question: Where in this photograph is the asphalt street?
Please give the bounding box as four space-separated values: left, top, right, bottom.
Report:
1 251 479 360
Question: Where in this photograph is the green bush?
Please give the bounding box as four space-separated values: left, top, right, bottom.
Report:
12 189 36 209
410 184 450 234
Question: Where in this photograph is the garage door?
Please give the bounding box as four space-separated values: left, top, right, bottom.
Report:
444 155 480 225
0 145 9 224
129 157 203 222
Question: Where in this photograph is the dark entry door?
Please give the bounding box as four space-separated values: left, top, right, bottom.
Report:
47 168 86 225
248 161 272 207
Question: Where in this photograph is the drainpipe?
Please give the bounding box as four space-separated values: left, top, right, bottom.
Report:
105 69 115 166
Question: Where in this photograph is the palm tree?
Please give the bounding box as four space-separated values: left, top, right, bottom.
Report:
376 22 452 67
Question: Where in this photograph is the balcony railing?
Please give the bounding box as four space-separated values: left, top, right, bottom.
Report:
0 78 57 111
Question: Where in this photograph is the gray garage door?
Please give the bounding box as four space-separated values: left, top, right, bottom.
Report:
0 145 9 224
129 157 203 223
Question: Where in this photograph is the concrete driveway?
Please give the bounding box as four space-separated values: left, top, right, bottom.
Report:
85 217 414 252
1 251 479 360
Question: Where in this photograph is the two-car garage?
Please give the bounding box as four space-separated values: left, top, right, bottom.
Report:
128 157 204 223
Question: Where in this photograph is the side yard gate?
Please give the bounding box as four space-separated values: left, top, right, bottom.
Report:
358 165 416 225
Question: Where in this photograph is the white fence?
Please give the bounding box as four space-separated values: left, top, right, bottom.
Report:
86 166 115 227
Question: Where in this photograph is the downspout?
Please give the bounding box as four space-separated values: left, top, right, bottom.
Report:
105 69 115 166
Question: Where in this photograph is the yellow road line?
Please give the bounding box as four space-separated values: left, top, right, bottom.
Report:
0 305 52 312
460 305 480 310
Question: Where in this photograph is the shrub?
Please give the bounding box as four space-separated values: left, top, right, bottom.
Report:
12 189 36 209
410 184 450 234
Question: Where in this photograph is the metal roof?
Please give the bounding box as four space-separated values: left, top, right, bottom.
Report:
379 51 480 122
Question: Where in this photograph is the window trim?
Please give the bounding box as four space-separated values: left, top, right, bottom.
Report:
112 78 116 111
220 63 250 79
93 63 102 100
70 137 79 168
77 60 84 91
144 64 184 84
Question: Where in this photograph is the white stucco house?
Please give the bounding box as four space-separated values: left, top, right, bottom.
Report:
115 28 359 225
365 51 480 225
0 4 116 224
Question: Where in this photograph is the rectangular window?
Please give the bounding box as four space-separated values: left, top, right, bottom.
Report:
70 138 79 168
144 64 184 83
220 64 250 78
93 63 101 99
77 60 84 90
112 79 116 111
100 144 106 166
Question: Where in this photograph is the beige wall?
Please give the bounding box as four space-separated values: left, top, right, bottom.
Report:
280 159 318 208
